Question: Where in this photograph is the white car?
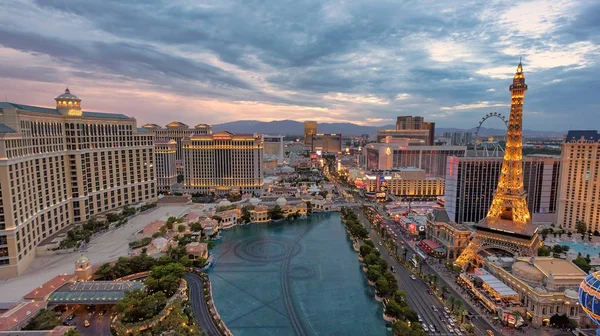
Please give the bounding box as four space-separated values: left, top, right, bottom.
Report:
418 314 423 323
448 326 454 333
410 274 417 280
423 325 429 332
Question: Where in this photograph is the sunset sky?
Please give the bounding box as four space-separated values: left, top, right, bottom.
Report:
0 0 598 130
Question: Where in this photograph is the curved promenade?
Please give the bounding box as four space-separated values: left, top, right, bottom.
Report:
185 272 222 336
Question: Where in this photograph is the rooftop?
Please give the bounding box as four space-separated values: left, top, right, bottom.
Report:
0 102 132 120
0 301 47 331
47 281 145 304
517 257 586 278
565 130 600 143
0 123 17 134
24 274 77 300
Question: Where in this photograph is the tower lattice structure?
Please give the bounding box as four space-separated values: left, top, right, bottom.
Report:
455 61 541 268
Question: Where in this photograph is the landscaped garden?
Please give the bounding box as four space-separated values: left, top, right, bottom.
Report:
97 252 204 335
59 204 155 249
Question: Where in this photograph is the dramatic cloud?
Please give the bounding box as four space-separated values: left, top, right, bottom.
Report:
0 0 598 130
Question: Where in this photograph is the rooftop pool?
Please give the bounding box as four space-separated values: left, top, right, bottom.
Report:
208 212 390 336
553 241 600 257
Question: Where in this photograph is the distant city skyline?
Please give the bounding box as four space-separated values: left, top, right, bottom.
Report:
0 0 598 131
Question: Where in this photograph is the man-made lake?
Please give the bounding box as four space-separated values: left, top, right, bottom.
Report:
208 212 389 336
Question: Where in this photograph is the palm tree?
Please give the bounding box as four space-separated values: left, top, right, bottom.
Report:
431 274 439 290
441 285 449 298
454 299 464 315
447 296 456 312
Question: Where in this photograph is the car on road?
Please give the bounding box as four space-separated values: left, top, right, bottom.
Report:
429 324 434 331
84 320 90 328
410 274 417 280
447 326 454 333
427 289 433 295
379 242 382 246
422 325 429 332
455 331 463 335
486 331 494 336
417 314 423 323
432 306 438 312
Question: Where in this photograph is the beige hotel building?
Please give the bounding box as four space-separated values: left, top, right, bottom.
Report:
182 131 264 196
0 89 156 277
557 130 600 232
142 122 212 175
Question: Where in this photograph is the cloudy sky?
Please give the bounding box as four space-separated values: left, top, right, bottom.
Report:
0 0 598 130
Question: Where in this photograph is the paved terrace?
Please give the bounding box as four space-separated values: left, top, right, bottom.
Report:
0 206 188 301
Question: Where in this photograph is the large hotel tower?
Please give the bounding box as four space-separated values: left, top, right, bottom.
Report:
0 89 156 277
182 131 264 196
455 62 541 268
557 130 600 232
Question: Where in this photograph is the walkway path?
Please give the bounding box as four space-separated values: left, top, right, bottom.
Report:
186 272 222 336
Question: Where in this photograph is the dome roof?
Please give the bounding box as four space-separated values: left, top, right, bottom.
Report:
219 199 232 206
76 255 89 264
276 197 287 206
512 261 544 283
564 288 578 299
55 88 81 101
249 197 261 205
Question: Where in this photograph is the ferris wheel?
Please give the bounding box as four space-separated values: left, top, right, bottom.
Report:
474 112 509 157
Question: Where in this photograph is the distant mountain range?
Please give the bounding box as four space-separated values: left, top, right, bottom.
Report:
212 120 565 138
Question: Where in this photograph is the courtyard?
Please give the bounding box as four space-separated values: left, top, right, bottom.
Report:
0 205 188 301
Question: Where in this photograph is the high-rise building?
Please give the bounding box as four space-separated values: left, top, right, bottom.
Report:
376 116 436 145
363 141 466 178
142 122 212 175
444 155 561 224
304 121 317 146
182 131 263 196
311 133 342 153
155 140 178 194
263 135 285 163
556 130 600 232
0 89 156 277
443 132 473 146
456 62 542 268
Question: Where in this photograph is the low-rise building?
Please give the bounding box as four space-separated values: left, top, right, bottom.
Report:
363 168 445 199
485 256 589 327
282 202 308 216
425 209 472 260
186 242 208 261
250 206 270 223
216 209 240 229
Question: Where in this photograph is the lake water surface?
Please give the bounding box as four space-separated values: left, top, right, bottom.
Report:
208 212 389 336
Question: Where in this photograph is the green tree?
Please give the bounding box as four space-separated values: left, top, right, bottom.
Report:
268 205 284 220
177 224 187 233
22 309 60 330
360 244 374 258
64 329 83 336
189 222 202 232
538 245 551 256
94 262 113 280
574 256 592 273
576 220 587 235
366 265 382 282
375 277 390 296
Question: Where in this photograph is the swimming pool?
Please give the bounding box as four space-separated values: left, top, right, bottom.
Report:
554 241 600 257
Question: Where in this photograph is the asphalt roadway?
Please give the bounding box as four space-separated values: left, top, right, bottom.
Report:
186 272 222 336
356 208 491 336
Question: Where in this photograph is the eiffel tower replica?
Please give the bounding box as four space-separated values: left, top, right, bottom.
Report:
455 60 542 269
